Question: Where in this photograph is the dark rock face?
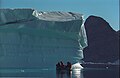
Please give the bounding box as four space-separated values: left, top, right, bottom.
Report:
83 15 119 63
117 30 120 37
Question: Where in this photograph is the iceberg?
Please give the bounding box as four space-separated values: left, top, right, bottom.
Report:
0 9 87 68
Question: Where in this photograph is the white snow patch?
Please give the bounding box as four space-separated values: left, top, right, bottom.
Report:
32 10 83 21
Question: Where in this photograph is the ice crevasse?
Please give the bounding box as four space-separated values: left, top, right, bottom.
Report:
0 9 87 68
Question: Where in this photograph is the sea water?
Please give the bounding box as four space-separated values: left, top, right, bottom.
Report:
0 68 119 78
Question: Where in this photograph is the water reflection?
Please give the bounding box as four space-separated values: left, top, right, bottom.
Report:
72 69 84 78
56 69 83 78
56 70 72 78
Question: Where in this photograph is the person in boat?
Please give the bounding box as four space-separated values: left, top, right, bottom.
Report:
56 61 65 70
60 61 65 69
66 62 72 70
56 62 61 70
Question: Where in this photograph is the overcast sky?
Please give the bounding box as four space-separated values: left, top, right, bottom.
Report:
0 0 119 30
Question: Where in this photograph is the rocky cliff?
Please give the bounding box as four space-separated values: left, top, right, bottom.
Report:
83 15 119 63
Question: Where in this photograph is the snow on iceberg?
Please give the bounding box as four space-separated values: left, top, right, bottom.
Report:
0 9 87 68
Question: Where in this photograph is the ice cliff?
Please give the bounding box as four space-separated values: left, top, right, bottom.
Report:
0 9 87 68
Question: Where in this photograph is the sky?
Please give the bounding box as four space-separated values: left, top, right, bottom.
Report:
0 0 119 31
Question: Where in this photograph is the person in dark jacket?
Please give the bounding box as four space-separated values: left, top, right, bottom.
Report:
56 62 61 70
66 62 72 70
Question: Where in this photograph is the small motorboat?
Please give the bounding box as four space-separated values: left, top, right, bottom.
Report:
56 66 72 71
56 62 72 71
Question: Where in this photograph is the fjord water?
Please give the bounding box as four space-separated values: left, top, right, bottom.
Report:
0 68 119 78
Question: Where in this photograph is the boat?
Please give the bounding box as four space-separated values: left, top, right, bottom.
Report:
56 62 72 71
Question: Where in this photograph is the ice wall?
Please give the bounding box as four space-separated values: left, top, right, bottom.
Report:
0 9 87 68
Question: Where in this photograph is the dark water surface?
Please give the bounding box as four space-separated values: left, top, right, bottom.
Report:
0 68 119 78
